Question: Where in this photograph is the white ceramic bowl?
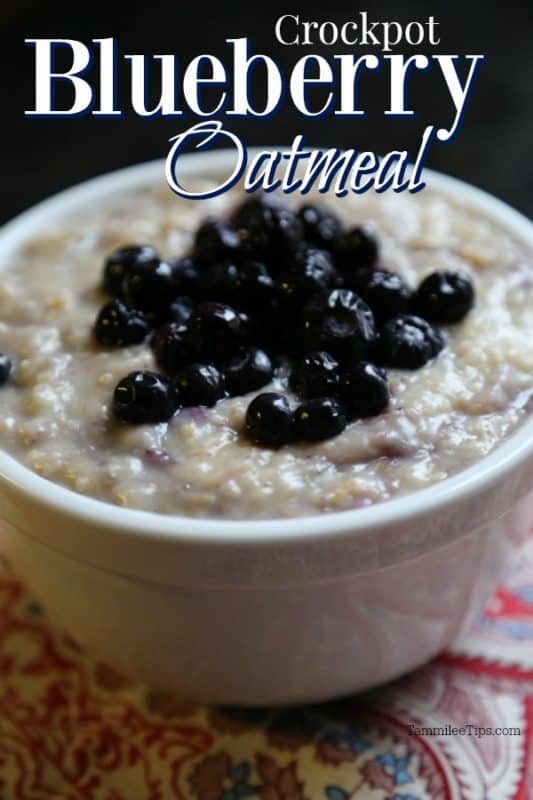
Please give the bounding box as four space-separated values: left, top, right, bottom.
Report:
0 153 532 705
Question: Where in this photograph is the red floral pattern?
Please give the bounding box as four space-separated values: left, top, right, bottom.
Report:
0 535 532 799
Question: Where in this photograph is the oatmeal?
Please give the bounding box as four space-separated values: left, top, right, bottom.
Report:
0 183 531 519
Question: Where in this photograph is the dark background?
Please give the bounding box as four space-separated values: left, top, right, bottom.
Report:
1 0 532 224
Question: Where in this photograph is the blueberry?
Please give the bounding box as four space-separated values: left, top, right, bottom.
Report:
168 296 194 326
334 226 379 271
259 309 297 357
188 302 244 361
123 257 176 314
234 261 275 309
102 244 158 298
197 260 239 300
298 204 343 249
294 397 347 442
223 347 274 396
197 260 274 310
113 371 179 424
300 289 376 361
150 322 197 373
375 314 444 369
0 354 14 386
233 194 304 265
289 351 340 399
174 363 226 407
236 311 258 344
170 256 202 298
94 299 150 347
349 269 412 321
241 307 285 354
277 248 339 306
414 270 475 323
245 392 294 447
340 362 390 419
194 219 241 265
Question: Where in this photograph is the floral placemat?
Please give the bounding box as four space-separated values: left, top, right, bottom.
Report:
0 537 532 799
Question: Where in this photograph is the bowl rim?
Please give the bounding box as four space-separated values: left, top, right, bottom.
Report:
0 150 532 547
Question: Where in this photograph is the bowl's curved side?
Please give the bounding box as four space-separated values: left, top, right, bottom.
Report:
4 484 531 703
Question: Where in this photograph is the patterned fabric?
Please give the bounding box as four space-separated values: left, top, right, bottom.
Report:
0 536 532 799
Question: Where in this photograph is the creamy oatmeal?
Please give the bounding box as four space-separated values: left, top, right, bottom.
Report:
0 183 531 519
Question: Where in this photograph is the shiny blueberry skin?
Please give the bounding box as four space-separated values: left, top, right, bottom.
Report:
188 302 245 361
374 314 444 369
194 219 241 265
233 194 304 265
245 392 294 447
289 351 340 399
340 361 390 419
168 296 194 326
197 260 275 310
94 299 150 347
0 354 14 386
236 310 259 343
113 371 179 424
122 257 176 314
300 289 376 361
170 256 202 298
102 244 158 298
334 226 379 271
414 270 475 323
277 248 339 306
174 363 226 407
223 347 274 396
150 322 197 373
349 269 412 321
298 204 343 249
234 261 276 309
293 397 347 442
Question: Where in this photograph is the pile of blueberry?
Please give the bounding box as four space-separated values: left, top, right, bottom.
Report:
94 193 475 446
